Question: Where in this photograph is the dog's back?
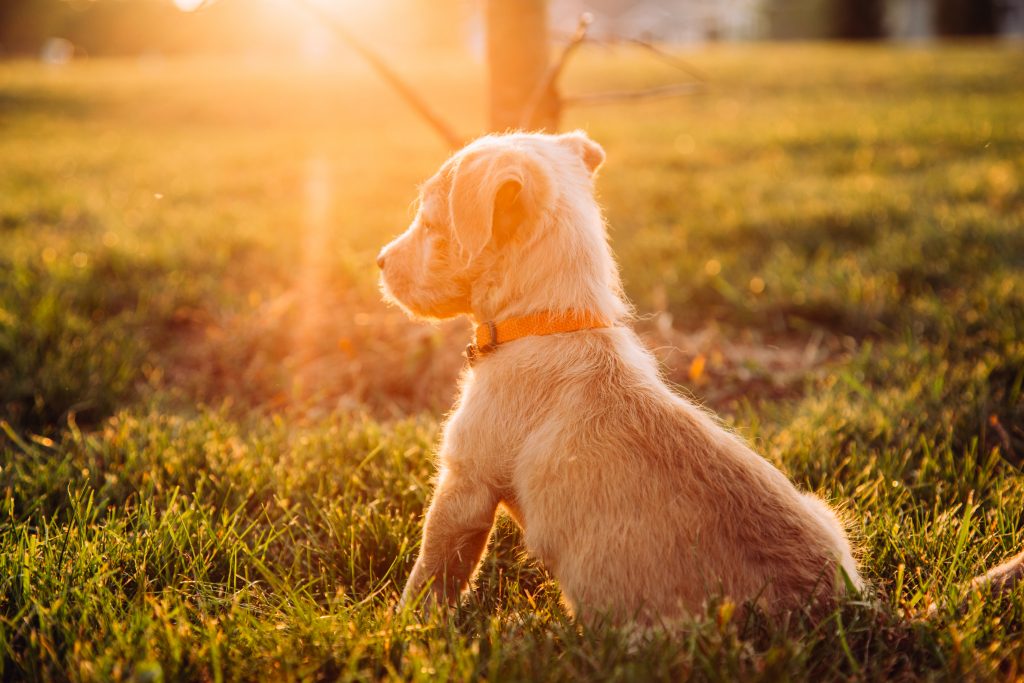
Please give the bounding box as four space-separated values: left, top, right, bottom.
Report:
452 326 862 623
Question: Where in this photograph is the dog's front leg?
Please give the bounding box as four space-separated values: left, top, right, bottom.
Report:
400 466 499 610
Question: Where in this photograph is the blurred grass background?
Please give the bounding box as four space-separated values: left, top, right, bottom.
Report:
1 43 1023 680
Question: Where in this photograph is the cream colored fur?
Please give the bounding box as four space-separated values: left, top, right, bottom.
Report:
378 131 863 625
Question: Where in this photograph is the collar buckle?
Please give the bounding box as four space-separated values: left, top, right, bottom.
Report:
465 321 498 365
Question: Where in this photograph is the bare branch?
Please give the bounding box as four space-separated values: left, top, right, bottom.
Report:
565 82 702 106
518 12 593 130
546 31 709 83
292 0 464 150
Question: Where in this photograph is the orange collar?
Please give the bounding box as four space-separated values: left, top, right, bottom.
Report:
465 310 610 364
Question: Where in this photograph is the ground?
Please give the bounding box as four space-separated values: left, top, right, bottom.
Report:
1 43 1022 681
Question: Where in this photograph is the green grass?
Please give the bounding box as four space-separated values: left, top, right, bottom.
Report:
1 42 1023 680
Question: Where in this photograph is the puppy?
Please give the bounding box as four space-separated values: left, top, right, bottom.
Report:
377 131 1018 624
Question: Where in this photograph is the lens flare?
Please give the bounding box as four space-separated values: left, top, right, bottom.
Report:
173 0 206 12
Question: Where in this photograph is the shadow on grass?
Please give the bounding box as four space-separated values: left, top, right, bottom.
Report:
0 89 94 119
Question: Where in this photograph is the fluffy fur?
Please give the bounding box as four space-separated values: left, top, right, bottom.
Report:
377 131 866 625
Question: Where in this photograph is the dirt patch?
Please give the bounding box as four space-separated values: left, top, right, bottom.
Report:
155 290 467 419
637 312 852 409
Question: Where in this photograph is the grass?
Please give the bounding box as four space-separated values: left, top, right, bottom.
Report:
1 42 1023 680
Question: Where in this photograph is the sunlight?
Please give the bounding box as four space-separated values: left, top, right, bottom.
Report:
173 0 206 12
291 155 333 404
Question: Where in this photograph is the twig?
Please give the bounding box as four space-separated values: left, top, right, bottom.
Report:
565 82 702 106
292 0 464 150
518 12 593 130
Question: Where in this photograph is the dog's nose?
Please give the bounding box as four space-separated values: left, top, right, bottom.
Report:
376 251 386 269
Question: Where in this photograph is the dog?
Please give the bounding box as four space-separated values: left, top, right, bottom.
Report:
377 131 1022 624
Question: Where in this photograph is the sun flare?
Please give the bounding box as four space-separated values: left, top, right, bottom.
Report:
173 0 206 12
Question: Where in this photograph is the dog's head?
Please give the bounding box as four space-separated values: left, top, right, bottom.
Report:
377 131 608 321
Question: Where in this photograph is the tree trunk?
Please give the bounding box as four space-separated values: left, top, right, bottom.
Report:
486 0 559 132
935 0 1001 36
830 0 886 39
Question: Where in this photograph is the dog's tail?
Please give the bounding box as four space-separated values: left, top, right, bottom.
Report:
964 548 1024 600
930 548 1024 616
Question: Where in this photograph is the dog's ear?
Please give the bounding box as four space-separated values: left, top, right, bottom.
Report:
448 146 551 263
559 130 605 176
